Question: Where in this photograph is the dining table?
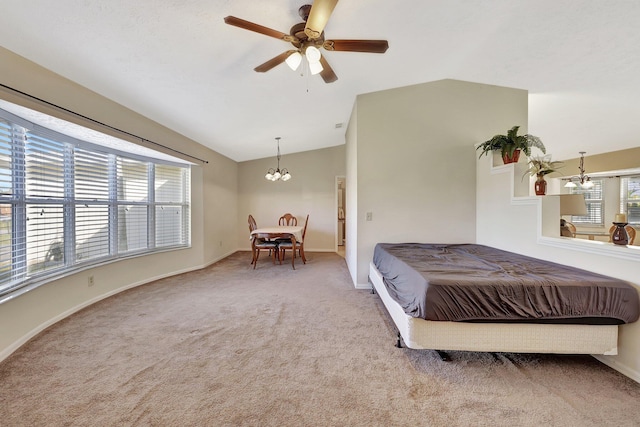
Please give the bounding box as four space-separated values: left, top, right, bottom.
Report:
250 225 304 269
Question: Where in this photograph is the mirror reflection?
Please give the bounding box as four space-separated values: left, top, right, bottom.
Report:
551 167 640 245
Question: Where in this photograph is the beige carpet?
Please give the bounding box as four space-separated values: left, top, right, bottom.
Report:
1 252 639 427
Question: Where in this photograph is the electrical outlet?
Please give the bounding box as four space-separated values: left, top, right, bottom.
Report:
366 212 373 221
88 275 94 287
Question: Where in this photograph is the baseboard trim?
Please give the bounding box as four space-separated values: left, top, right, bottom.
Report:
593 355 640 384
355 282 372 290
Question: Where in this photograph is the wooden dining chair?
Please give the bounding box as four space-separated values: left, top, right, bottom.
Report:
279 214 309 264
560 219 577 238
278 213 297 226
248 214 279 267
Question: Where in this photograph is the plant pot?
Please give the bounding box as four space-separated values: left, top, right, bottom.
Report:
502 149 521 164
534 174 547 196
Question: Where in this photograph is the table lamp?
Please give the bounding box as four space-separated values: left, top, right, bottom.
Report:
559 194 587 237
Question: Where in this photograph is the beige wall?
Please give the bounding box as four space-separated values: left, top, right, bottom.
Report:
345 102 359 285
237 145 346 252
561 147 640 173
346 79 528 286
0 46 237 359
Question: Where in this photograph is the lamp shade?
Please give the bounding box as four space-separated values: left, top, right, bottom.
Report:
285 51 302 71
560 194 587 216
308 60 323 75
305 46 321 63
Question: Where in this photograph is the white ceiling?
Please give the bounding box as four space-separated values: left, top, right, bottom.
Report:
1 1 639 162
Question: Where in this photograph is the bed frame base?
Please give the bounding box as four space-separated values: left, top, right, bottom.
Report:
435 350 452 361
396 331 452 361
370 262 619 356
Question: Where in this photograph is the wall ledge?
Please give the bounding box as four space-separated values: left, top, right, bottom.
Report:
538 235 640 262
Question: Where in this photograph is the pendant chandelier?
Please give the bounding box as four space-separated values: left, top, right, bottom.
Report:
564 151 593 188
265 137 292 182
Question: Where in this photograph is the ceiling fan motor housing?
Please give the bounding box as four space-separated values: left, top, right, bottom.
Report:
289 22 324 48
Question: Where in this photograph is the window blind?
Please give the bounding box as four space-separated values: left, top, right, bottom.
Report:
155 164 189 247
620 176 640 225
117 157 150 253
0 119 14 284
571 179 604 225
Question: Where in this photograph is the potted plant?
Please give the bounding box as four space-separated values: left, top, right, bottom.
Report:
477 125 546 164
524 154 563 196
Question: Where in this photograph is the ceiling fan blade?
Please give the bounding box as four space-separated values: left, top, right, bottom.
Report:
324 39 389 53
224 16 297 43
254 50 297 73
304 0 339 39
319 56 338 83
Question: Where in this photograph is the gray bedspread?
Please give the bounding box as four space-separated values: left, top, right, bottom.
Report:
373 243 639 324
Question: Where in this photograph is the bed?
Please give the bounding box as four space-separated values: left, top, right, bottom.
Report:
370 243 640 356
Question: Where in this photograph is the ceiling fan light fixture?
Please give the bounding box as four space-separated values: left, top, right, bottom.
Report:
285 51 302 71
309 60 324 75
305 45 322 63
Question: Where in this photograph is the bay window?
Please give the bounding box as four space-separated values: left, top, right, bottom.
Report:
0 106 190 297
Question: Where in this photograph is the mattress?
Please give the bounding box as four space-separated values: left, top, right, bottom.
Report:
372 243 639 324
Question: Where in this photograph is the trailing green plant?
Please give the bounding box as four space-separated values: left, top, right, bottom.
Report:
523 154 563 178
477 125 545 160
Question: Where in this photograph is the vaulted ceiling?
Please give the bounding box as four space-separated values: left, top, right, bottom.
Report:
1 1 639 162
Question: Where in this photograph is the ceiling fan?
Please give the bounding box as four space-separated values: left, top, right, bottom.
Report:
224 0 389 83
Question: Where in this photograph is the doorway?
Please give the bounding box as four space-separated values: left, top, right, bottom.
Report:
336 176 346 257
